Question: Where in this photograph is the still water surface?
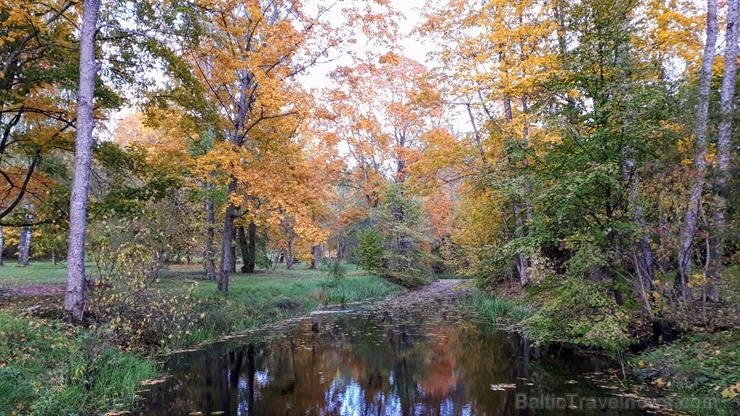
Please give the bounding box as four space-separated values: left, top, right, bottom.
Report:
135 311 644 415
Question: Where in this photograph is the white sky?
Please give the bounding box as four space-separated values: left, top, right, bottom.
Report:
393 1 431 64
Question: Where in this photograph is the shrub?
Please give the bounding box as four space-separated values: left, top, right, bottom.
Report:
355 227 384 273
522 278 633 354
327 260 347 282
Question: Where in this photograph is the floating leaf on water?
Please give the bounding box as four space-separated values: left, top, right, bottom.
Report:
490 383 516 391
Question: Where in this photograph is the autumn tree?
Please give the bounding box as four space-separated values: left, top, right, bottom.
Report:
317 52 450 282
675 0 718 298
0 0 78 223
144 0 399 293
419 0 561 286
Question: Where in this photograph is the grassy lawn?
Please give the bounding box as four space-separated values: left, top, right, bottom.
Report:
0 261 68 289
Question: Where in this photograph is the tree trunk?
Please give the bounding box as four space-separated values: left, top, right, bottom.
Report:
707 0 739 302
237 225 248 273
218 177 237 293
285 240 294 270
311 244 324 269
230 243 237 273
204 194 216 281
64 0 101 321
17 225 31 266
0 225 4 266
676 0 717 298
51 250 57 266
624 156 655 292
246 221 256 273
503 93 531 287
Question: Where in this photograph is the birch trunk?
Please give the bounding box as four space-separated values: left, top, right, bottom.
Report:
707 0 739 301
64 0 101 321
18 225 31 266
676 0 717 298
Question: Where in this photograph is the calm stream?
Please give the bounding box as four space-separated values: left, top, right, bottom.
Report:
135 310 646 415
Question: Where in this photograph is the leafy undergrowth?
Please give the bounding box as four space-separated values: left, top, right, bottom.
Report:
0 313 156 416
629 330 739 415
0 262 402 414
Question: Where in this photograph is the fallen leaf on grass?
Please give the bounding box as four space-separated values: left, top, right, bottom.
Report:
140 377 169 386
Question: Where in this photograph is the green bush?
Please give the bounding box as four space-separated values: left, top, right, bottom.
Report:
355 227 384 273
327 260 347 282
522 278 632 354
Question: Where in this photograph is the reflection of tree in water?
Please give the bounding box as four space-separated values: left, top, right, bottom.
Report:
135 315 640 416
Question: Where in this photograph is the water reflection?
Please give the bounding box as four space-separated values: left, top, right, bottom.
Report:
136 314 642 415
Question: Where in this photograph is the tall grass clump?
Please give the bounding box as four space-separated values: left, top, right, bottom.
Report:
467 291 515 323
0 313 157 416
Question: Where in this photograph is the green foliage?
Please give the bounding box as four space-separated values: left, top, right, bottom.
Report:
522 278 633 354
630 330 739 415
369 184 437 287
355 227 384 273
0 313 156 415
84 219 201 351
326 260 347 282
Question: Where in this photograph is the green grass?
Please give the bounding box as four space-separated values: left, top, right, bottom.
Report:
463 289 534 324
0 313 157 415
0 261 68 289
630 330 739 416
